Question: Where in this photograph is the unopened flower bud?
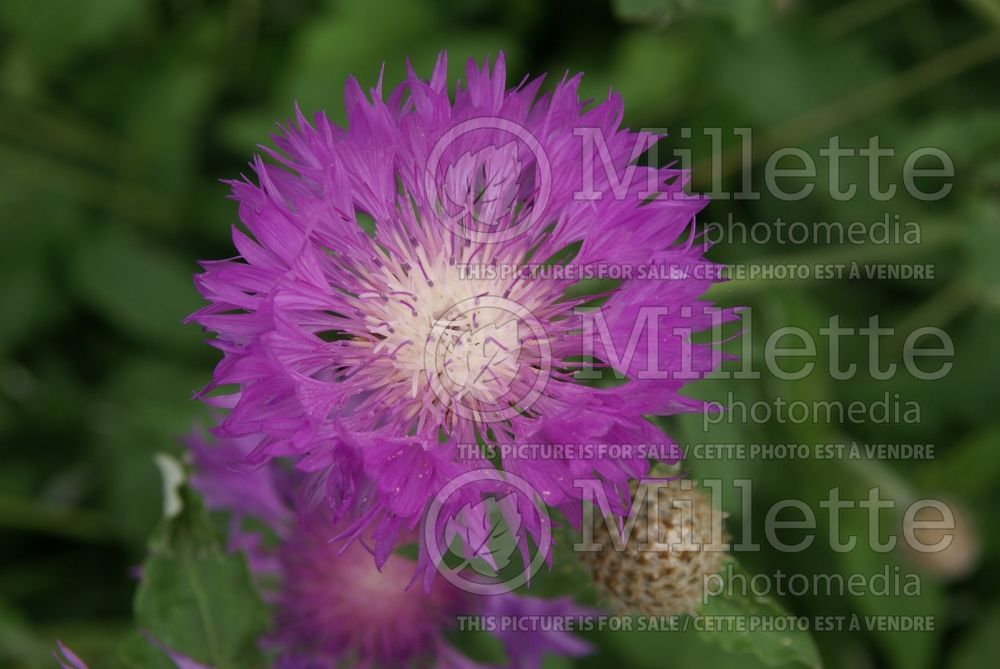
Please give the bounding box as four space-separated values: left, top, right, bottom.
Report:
901 499 979 581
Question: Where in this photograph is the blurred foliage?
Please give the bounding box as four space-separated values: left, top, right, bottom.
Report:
1 0 999 668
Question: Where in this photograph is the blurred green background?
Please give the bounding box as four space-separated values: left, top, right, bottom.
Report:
2 0 999 667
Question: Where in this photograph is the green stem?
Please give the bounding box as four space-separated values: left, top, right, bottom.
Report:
0 142 178 228
0 100 119 167
896 278 976 335
818 0 920 38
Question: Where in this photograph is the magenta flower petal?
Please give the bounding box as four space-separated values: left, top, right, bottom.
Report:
53 642 88 669
484 595 600 669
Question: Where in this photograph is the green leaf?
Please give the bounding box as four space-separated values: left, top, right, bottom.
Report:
278 0 517 123
602 31 700 123
95 358 208 545
0 598 48 668
947 604 1000 669
836 513 944 669
698 561 823 668
71 230 203 352
0 199 72 355
613 0 774 31
601 624 809 669
134 486 269 669
120 54 217 199
961 198 1000 307
914 426 1000 502
613 0 676 25
0 0 152 77
962 0 1000 28
0 265 49 356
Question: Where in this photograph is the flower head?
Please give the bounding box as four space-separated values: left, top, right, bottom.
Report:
190 432 596 669
189 52 729 577
583 477 728 615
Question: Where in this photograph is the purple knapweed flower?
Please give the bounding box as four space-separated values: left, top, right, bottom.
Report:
188 52 728 577
189 432 597 669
